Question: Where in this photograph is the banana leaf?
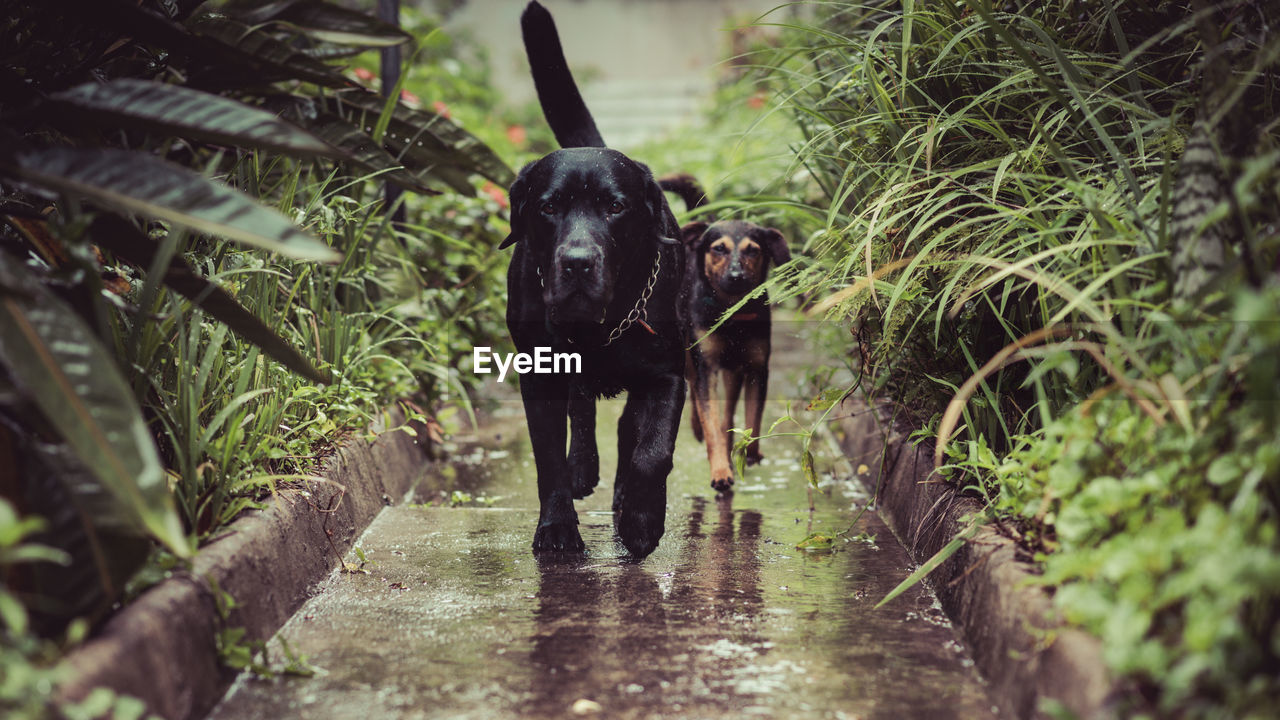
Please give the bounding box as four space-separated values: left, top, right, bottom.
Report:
186 13 353 89
307 113 439 195
49 79 342 159
242 0 412 47
9 434 153 631
0 251 189 559
332 89 515 189
0 146 340 263
64 0 333 89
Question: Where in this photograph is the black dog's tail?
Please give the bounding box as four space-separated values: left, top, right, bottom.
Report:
521 1 605 148
658 173 710 213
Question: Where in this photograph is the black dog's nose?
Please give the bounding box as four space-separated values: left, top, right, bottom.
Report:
558 246 597 279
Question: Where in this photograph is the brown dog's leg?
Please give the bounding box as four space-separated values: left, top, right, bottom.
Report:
691 338 733 492
742 370 768 465
722 366 743 461
742 342 770 465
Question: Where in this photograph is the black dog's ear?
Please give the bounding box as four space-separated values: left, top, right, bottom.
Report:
759 228 792 265
499 165 532 249
641 168 682 245
680 221 709 248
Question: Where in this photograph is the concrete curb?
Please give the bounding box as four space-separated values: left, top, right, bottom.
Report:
835 398 1113 720
56 406 431 720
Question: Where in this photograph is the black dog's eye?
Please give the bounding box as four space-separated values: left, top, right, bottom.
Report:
607 200 625 215
540 201 556 215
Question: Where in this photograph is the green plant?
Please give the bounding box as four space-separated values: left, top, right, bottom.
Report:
736 1 1279 715
1 0 511 632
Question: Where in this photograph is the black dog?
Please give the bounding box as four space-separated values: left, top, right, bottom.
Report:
500 2 686 557
661 174 791 492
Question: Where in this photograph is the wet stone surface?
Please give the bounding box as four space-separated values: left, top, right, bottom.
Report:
211 349 998 719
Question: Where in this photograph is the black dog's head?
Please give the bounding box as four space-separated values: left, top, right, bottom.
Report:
502 147 675 334
681 219 791 300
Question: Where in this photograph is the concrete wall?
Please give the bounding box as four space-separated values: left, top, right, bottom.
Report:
439 0 793 147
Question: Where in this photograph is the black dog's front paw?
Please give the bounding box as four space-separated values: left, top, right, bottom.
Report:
533 520 585 553
570 465 599 499
615 507 664 558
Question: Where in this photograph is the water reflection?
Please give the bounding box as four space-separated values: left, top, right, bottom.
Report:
528 496 769 716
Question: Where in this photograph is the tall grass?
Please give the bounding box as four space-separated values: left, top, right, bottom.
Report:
765 2 1203 443
745 1 1280 715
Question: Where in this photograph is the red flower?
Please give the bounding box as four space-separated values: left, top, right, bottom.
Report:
400 89 421 108
353 67 376 82
433 100 451 119
747 91 767 110
506 124 528 148
482 181 509 209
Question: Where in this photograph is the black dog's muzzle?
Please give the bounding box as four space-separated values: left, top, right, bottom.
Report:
543 239 614 328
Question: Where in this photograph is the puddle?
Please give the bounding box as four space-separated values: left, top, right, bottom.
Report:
210 327 998 720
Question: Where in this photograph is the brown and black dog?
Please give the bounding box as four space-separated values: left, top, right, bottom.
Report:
662 175 791 492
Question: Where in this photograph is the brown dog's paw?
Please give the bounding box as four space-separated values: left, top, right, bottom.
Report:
532 521 585 553
710 470 735 493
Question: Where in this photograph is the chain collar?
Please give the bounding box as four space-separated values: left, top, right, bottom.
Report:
602 249 661 346
536 250 662 347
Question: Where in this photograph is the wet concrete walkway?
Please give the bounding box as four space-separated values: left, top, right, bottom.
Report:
210 330 998 720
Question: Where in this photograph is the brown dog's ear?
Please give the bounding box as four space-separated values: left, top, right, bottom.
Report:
498 164 531 249
680 221 709 248
759 228 792 265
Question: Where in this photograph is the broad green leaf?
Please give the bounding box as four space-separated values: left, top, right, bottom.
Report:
333 89 515 188
67 0 331 89
796 531 837 552
0 544 72 565
187 13 353 88
244 0 412 47
308 113 439 195
801 445 817 488
0 252 189 557
50 79 340 159
88 214 331 383
0 591 27 634
2 147 340 262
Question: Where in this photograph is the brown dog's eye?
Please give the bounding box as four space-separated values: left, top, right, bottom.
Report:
540 201 555 215
712 244 730 255
607 200 625 215
742 245 760 257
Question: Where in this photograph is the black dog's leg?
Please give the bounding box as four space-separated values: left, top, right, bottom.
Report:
568 387 600 499
613 373 685 557
520 374 585 552
611 398 640 513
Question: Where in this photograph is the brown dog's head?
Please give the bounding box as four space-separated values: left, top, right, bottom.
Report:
682 220 791 299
